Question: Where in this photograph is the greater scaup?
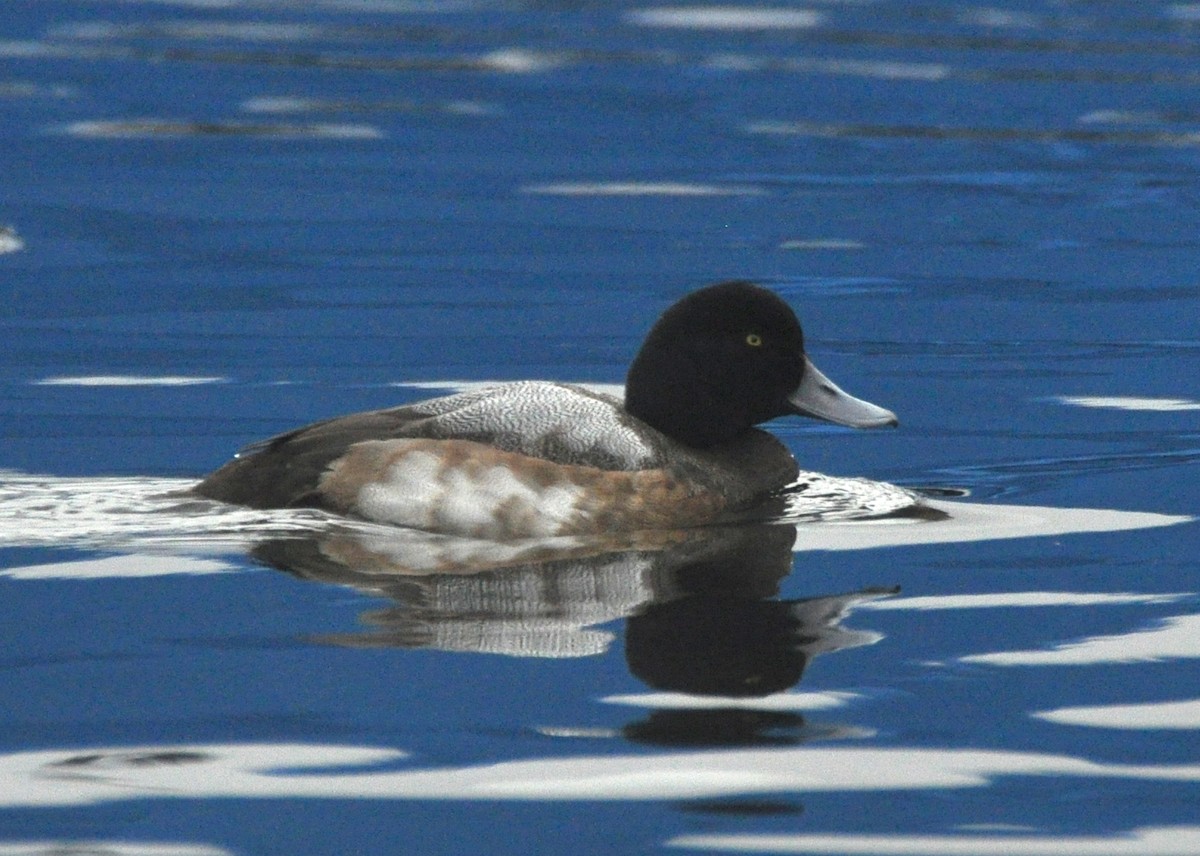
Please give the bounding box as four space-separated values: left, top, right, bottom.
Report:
194 281 898 538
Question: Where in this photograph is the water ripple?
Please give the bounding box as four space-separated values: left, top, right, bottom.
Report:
747 120 1200 148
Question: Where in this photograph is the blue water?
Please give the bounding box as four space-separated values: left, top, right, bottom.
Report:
3 1 1200 854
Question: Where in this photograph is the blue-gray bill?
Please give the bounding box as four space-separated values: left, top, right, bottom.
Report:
787 356 899 428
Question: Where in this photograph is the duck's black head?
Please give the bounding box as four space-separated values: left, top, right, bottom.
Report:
625 281 896 448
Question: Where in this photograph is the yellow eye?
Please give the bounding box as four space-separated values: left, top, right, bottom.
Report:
745 333 763 347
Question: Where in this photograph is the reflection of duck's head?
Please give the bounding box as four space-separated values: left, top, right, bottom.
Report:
625 585 897 698
626 596 812 697
194 281 900 539
626 280 898 448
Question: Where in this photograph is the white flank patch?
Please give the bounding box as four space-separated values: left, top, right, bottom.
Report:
355 451 443 530
357 451 585 538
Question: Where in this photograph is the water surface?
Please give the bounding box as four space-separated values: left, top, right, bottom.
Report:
2 1 1199 854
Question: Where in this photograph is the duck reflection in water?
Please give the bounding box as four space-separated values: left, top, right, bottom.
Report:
252 520 896 711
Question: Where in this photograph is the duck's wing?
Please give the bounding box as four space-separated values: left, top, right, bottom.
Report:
194 382 662 509
193 404 440 508
398 381 660 469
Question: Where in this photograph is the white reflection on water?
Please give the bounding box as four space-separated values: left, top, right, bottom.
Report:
97 0 472 9
1057 395 1200 412
0 845 231 856
788 500 1189 552
50 20 331 41
861 592 1194 610
6 741 1200 807
961 614 1200 666
625 7 824 30
704 55 951 81
63 119 384 139
1034 698 1200 731
0 471 335 553
746 119 1200 147
521 181 767 197
0 225 23 254
240 94 499 116
668 825 1200 855
601 690 865 711
3 554 239 580
778 238 866 251
34 374 227 386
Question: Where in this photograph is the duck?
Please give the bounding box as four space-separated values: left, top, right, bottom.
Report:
193 280 898 539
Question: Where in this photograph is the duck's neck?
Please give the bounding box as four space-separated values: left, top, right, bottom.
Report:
624 351 749 448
